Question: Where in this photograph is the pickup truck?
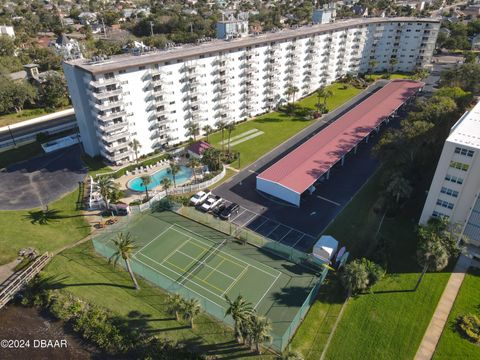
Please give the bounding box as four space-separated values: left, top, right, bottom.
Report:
189 190 211 206
199 195 223 212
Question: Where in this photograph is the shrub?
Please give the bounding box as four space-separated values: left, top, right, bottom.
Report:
457 314 480 344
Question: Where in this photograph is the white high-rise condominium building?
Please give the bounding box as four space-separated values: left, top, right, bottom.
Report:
420 101 480 247
64 17 439 165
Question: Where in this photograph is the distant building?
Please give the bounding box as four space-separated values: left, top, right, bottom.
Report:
78 12 97 25
0 25 15 37
216 16 249 40
50 34 83 60
471 34 480 51
420 101 480 247
313 8 336 24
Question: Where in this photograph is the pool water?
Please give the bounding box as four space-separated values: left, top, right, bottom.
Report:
128 165 193 192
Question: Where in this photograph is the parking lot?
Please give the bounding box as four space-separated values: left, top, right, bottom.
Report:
224 201 317 252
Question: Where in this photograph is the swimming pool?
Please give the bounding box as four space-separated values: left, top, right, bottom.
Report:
127 166 193 192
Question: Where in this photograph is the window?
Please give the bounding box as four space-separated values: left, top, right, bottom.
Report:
432 211 449 219
440 187 459 198
454 147 474 157
450 161 469 171
445 174 463 185
119 69 126 74
436 199 454 209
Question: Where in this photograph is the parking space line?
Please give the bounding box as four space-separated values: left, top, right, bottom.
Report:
230 208 246 223
278 229 293 243
316 195 341 206
265 224 280 238
252 217 269 231
292 234 305 248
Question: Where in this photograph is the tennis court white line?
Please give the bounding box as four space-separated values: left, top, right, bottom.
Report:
160 236 196 266
134 225 173 256
175 248 237 281
222 265 249 296
254 272 281 310
292 234 305 249
170 226 281 279
136 252 227 301
133 255 226 309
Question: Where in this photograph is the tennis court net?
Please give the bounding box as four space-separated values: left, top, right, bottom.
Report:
178 239 227 285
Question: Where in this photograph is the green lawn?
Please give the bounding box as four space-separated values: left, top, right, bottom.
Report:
0 106 71 128
0 189 90 265
370 73 413 81
207 83 363 169
433 268 480 360
291 149 451 359
42 241 274 359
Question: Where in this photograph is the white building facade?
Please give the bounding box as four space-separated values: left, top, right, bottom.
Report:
64 17 439 165
420 101 480 247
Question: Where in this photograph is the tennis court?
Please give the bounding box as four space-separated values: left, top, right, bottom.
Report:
133 222 281 310
92 210 325 351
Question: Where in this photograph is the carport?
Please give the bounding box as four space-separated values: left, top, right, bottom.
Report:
256 80 424 207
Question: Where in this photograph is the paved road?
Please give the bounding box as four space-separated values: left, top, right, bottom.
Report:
0 114 76 147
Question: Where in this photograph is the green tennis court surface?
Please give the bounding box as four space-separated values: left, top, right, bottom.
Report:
92 210 323 351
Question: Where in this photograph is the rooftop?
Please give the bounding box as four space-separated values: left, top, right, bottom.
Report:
257 80 424 194
66 17 439 75
448 100 480 149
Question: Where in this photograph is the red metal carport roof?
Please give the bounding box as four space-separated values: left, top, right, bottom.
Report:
257 80 424 194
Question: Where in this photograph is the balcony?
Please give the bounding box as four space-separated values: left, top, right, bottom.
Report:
90 77 119 88
151 68 172 77
91 88 123 100
98 110 127 122
104 141 129 153
97 130 129 143
96 120 128 132
101 149 132 162
93 100 124 112
152 86 174 97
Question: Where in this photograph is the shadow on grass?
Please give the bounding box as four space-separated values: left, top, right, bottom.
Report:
24 208 93 225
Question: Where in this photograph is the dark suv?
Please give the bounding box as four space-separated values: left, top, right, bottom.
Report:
219 203 240 220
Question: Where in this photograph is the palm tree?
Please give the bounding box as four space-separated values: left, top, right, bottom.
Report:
388 58 398 74
188 157 201 184
414 232 449 291
285 85 299 104
184 120 200 141
109 232 140 290
340 260 370 296
202 124 213 142
96 176 117 210
161 177 172 197
225 122 236 154
169 162 180 188
368 60 378 79
225 294 254 344
385 173 413 203
166 294 183 321
129 139 141 164
249 314 272 354
140 175 152 201
181 298 201 328
215 120 227 152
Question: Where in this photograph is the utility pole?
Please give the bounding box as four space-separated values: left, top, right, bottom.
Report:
150 21 154 37
7 126 16 147
101 17 107 39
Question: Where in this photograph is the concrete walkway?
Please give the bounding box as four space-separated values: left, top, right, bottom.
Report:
414 254 472 360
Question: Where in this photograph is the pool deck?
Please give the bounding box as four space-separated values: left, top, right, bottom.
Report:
115 161 198 204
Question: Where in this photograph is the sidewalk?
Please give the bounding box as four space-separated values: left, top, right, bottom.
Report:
414 254 472 360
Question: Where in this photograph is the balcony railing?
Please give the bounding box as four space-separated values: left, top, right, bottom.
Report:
93 100 124 112
91 88 123 100
90 77 119 88
97 130 129 143
104 142 129 153
98 110 127 122
96 120 128 132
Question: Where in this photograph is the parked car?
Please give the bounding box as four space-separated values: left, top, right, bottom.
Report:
199 195 222 212
212 201 226 217
219 203 240 220
190 190 210 206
